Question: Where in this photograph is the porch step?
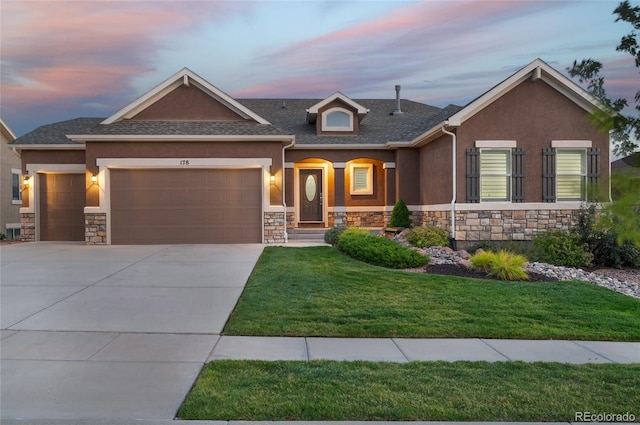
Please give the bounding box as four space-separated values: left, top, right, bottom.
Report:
287 228 326 241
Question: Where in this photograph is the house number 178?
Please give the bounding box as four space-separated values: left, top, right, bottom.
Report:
180 160 190 165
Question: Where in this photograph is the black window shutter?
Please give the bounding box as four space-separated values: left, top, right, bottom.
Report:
466 148 480 203
542 148 556 202
511 148 525 202
587 148 601 200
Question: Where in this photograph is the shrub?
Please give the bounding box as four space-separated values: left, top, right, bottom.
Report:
573 202 640 268
406 226 449 248
469 249 529 281
389 199 411 228
324 226 346 245
533 230 593 268
337 228 429 269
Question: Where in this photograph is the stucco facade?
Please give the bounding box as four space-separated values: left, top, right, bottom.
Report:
1 119 21 239
9 59 612 245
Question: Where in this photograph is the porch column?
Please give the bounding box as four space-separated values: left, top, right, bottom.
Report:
384 162 396 206
333 162 346 207
332 162 346 227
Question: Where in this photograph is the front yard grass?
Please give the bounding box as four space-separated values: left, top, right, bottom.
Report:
224 246 640 341
178 360 640 421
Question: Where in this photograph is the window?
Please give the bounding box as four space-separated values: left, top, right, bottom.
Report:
11 169 22 204
556 150 586 201
322 107 353 132
480 149 510 201
350 163 373 195
5 225 20 240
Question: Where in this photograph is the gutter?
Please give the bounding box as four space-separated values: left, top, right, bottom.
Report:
441 124 457 248
282 138 295 243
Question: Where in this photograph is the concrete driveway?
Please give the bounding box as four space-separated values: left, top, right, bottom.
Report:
0 242 263 421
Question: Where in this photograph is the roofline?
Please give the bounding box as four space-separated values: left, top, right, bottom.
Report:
1 118 17 141
101 68 271 125
306 92 370 114
9 144 86 150
292 143 391 150
446 58 609 127
67 134 295 144
406 59 612 148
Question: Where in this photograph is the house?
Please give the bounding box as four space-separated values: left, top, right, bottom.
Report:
611 152 640 176
1 118 22 240
9 58 610 245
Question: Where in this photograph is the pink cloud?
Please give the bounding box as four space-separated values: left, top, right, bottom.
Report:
1 1 248 111
242 1 560 100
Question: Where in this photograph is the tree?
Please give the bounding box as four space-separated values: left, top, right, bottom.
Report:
568 0 640 157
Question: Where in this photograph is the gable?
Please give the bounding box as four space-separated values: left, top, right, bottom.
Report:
462 79 597 138
131 85 246 121
102 68 270 125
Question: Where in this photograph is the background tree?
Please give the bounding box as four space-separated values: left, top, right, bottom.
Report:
568 0 640 157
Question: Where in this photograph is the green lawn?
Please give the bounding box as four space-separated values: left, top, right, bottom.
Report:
178 360 640 421
224 246 640 340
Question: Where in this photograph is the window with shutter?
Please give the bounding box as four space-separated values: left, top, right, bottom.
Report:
480 149 510 201
556 150 586 201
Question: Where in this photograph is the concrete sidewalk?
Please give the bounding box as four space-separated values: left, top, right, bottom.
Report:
209 336 640 364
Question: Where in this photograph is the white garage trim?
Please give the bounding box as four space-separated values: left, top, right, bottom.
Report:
22 164 86 241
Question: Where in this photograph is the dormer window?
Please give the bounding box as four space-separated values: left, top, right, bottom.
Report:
322 107 354 132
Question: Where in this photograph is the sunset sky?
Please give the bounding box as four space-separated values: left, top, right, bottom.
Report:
1 0 637 137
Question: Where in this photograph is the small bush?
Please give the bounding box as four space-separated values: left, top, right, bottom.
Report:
573 202 640 268
389 199 411 228
337 228 429 269
406 226 449 248
324 226 346 245
469 249 529 281
533 230 593 268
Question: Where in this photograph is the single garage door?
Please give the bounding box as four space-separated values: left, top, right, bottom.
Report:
110 168 262 244
39 173 85 241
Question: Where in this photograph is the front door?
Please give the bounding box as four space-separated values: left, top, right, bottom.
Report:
299 169 323 222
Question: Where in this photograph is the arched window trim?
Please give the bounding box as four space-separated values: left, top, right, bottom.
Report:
321 107 354 132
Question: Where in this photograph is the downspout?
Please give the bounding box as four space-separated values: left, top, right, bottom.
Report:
282 138 295 243
441 124 457 249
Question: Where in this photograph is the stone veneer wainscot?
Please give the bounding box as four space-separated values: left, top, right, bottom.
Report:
85 213 107 245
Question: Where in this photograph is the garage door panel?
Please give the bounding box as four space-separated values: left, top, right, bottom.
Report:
111 169 262 244
39 173 85 241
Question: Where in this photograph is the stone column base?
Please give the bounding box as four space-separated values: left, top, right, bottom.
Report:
20 213 36 242
85 213 107 245
264 211 285 243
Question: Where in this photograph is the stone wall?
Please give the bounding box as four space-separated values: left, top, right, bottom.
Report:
414 209 578 241
329 211 389 228
20 213 35 242
85 213 107 245
264 211 285 243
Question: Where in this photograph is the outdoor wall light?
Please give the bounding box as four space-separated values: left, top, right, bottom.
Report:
270 174 276 184
91 174 98 184
23 175 29 187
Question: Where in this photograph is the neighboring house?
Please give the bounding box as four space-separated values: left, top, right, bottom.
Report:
1 118 22 240
611 152 640 176
9 58 610 245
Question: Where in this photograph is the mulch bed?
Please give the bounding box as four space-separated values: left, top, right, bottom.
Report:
424 263 557 282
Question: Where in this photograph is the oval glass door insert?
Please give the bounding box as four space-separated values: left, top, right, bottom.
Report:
305 175 317 202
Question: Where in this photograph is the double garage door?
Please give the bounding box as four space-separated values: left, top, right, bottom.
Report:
110 169 262 244
38 169 262 244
